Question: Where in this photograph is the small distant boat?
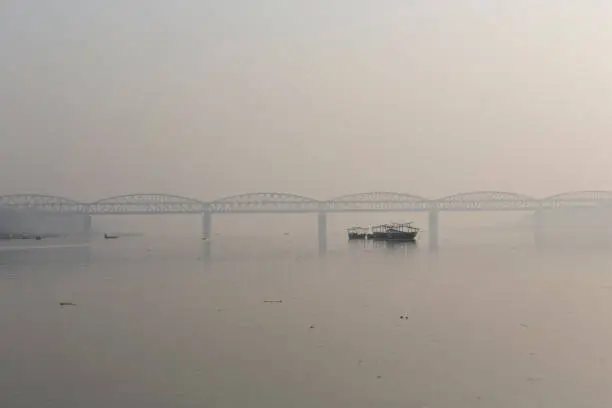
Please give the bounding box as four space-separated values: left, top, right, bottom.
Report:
104 233 119 239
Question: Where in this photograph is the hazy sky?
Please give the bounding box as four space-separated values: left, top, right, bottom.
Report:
2 1 612 201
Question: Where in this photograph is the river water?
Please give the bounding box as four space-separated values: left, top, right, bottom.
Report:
2 229 612 408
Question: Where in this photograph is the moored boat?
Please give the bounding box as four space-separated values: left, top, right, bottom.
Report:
347 227 369 240
370 222 421 242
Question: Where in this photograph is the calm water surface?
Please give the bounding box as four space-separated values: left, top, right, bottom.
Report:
2 233 612 408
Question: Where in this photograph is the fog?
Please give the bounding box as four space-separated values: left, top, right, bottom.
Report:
7 5 612 407
2 1 612 201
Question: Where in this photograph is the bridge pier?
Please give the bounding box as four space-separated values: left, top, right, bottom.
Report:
202 211 212 260
428 209 439 251
82 214 92 237
318 212 327 256
533 210 544 249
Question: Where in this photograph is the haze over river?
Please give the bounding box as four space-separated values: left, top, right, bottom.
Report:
2 222 612 408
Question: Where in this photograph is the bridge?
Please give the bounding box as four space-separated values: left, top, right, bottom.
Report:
1 190 611 254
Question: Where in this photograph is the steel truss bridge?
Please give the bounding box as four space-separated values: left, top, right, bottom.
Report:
0 191 610 214
1 191 610 253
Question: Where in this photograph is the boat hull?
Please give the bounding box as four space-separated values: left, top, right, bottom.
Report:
385 232 419 242
371 231 419 242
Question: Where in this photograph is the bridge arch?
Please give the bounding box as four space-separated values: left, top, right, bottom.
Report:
91 193 204 205
209 192 319 213
0 194 84 213
325 192 429 212
542 190 612 201
88 194 205 214
328 192 428 202
0 194 81 206
437 191 535 202
212 192 319 203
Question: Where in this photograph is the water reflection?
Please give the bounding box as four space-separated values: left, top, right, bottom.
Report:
375 240 418 256
348 238 419 257
0 244 91 273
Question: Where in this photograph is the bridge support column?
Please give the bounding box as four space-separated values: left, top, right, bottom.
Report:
428 209 439 252
202 211 212 260
82 214 92 237
533 210 545 249
318 212 327 256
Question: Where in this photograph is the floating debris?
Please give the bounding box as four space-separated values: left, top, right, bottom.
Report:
60 302 76 307
309 325 315 329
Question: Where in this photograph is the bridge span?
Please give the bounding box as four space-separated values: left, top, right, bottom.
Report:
1 190 611 254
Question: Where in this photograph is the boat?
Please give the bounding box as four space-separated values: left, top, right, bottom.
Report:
369 224 390 241
370 223 421 242
347 222 421 242
385 223 420 242
104 233 119 239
